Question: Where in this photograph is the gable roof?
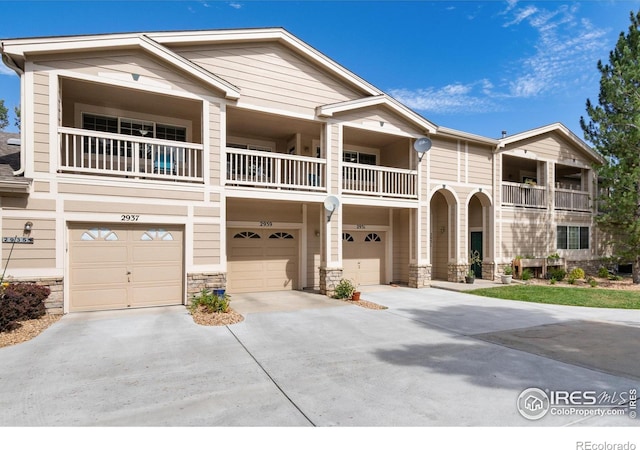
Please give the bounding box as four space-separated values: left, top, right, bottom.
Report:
498 122 604 164
0 132 30 194
2 33 241 99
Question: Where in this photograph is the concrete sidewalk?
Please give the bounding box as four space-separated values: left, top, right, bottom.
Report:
1 287 638 426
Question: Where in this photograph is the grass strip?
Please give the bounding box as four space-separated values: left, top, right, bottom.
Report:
468 285 640 309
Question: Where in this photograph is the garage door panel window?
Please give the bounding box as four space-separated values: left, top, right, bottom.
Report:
365 233 382 242
234 231 261 239
269 232 294 239
80 228 119 241
141 229 174 241
343 233 354 242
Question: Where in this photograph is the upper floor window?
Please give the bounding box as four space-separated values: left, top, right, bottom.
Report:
82 113 186 142
557 226 589 250
343 151 376 165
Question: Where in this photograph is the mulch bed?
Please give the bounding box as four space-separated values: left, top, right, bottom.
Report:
340 298 388 310
0 314 62 349
189 306 245 326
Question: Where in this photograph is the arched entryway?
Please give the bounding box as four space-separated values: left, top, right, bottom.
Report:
430 188 457 280
467 191 492 279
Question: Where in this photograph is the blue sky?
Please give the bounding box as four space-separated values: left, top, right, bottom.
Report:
1 0 639 140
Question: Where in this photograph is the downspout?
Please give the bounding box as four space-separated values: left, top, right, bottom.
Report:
1 48 26 176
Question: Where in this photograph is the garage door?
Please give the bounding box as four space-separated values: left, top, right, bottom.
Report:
343 231 385 286
69 224 183 312
227 229 298 293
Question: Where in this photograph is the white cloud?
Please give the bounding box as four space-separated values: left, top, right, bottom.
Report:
0 64 16 76
501 3 606 98
389 80 498 114
229 2 242 9
388 2 608 115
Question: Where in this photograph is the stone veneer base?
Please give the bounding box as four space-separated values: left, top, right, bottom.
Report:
408 264 432 288
320 267 343 297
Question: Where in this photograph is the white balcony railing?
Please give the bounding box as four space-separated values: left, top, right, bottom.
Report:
502 181 546 208
555 188 590 212
342 163 417 199
59 127 204 182
225 148 326 191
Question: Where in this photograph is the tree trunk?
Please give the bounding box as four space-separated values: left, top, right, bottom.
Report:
634 255 640 284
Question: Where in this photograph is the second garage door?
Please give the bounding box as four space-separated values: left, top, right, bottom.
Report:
227 229 298 293
343 231 385 286
69 224 184 312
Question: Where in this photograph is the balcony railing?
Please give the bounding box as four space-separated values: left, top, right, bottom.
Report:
225 148 326 191
59 127 204 182
555 188 590 212
342 163 417 199
502 181 546 208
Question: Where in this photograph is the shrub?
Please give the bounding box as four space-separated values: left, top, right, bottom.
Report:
0 283 49 333
189 289 230 314
569 268 585 280
548 267 566 282
598 267 610 278
521 268 533 281
503 266 513 275
334 279 356 299
550 279 556 285
567 276 576 285
588 278 598 288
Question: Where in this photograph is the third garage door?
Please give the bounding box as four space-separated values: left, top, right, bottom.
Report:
343 231 385 286
227 229 298 293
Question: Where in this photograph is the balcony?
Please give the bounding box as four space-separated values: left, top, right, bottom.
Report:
342 163 417 199
225 147 327 192
59 128 204 183
555 188 590 212
502 181 546 209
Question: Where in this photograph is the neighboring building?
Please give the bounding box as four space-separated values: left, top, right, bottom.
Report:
0 28 605 314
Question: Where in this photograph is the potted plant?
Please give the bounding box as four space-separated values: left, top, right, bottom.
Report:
466 250 481 283
501 266 513 284
465 269 476 284
334 278 357 300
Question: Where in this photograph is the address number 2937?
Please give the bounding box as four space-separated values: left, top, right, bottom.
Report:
121 215 140 222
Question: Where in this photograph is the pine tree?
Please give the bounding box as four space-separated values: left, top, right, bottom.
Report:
581 11 640 283
0 99 8 130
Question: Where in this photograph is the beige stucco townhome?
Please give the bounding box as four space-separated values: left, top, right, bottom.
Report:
0 28 605 314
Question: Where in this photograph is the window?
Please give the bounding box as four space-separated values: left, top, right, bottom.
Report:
365 233 382 242
82 113 187 142
342 151 377 165
342 233 354 242
269 232 294 239
233 231 261 239
557 226 589 249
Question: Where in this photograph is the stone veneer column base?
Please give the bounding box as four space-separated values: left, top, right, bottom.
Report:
186 272 226 304
482 262 496 281
408 264 432 288
448 264 469 283
320 267 343 297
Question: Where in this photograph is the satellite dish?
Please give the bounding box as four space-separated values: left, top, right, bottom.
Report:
413 137 432 153
324 195 340 212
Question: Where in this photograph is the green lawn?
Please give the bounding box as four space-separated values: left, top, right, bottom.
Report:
468 285 640 309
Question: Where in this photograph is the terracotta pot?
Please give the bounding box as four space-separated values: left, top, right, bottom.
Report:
351 291 361 301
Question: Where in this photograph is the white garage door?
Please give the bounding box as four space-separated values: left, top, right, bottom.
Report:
227 229 298 293
343 231 385 286
69 224 183 312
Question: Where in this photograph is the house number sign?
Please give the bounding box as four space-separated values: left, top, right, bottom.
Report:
121 215 140 222
259 221 273 227
2 237 34 244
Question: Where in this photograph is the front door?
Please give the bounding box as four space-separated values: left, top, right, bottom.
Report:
470 231 483 278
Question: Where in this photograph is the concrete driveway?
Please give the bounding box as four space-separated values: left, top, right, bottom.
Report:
1 286 639 426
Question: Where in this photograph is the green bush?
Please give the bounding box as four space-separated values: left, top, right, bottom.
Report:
589 278 598 288
567 276 576 285
598 267 610 278
190 289 230 313
550 279 556 285
521 268 533 281
547 267 566 282
334 279 356 299
569 268 585 280
0 283 50 333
